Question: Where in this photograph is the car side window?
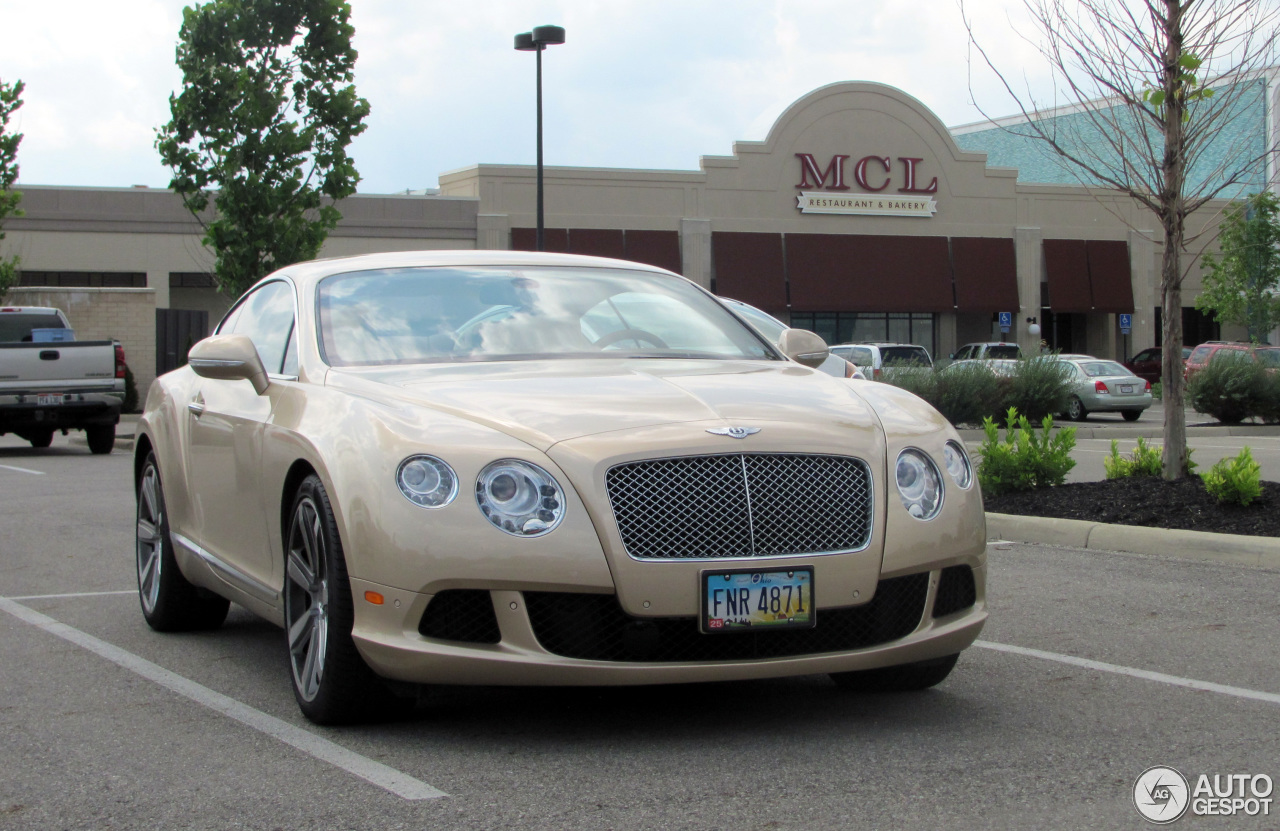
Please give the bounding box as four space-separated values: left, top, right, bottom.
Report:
954 346 971 360
223 280 297 375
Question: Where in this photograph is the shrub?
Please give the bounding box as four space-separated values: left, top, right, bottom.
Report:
1256 369 1280 424
1187 353 1268 424
1151 381 1162 401
884 362 1006 426
1201 446 1263 506
1003 355 1074 421
977 406 1078 496
123 364 140 413
1103 437 1163 479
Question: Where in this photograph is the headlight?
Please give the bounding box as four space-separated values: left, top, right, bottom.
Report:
396 455 458 508
943 441 973 490
895 448 943 520
476 459 565 536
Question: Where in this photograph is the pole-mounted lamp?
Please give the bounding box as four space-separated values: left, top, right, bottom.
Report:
1026 316 1041 337
514 25 566 252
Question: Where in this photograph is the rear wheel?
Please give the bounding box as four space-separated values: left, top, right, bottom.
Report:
1066 397 1087 421
284 474 398 724
1122 410 1141 422
86 424 115 454
830 654 959 692
136 453 230 631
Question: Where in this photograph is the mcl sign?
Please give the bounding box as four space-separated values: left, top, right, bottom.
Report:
794 153 938 218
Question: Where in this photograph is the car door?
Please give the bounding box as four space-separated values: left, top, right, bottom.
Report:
184 279 298 596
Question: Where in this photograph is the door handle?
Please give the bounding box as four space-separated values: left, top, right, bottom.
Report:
188 395 205 416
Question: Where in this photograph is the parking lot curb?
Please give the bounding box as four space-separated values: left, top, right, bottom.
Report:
987 512 1280 569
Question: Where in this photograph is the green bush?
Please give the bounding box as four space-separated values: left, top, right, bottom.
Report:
1187 353 1268 424
1103 437 1163 478
1003 355 1074 421
884 362 1005 426
1151 381 1162 401
977 407 1078 496
123 364 140 414
1201 446 1263 506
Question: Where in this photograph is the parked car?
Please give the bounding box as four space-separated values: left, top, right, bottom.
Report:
721 298 863 378
1184 341 1280 380
944 358 1019 377
1055 357 1152 421
1124 346 1191 384
0 305 124 452
135 250 988 724
830 342 933 380
950 342 1022 361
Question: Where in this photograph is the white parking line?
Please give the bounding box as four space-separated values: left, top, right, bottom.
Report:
0 597 447 801
0 464 44 475
977 640 1280 706
9 590 135 601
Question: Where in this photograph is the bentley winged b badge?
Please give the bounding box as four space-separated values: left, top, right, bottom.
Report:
706 426 761 439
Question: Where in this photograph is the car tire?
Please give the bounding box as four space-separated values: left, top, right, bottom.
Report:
829 653 959 692
26 430 53 448
1122 410 1141 422
285 474 401 725
86 424 115 454
1066 397 1087 421
136 452 231 632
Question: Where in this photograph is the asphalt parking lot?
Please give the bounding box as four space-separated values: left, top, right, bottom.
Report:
2 431 1279 829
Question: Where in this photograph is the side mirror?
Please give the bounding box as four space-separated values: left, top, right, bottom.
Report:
188 334 270 395
778 328 830 369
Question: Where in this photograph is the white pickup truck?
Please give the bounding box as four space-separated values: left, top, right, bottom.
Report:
0 306 125 453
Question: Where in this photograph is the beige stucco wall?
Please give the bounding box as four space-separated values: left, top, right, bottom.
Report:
7 287 157 406
441 81 1230 361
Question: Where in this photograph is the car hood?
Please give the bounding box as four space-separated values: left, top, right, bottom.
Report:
328 359 881 451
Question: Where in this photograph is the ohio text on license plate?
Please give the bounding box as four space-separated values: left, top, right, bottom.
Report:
36 394 62 406
701 567 814 634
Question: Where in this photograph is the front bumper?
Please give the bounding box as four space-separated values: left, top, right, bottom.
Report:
349 555 987 687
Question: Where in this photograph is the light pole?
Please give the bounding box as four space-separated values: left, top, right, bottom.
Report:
514 25 566 252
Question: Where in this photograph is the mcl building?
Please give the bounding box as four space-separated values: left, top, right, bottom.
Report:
7 81 1266 395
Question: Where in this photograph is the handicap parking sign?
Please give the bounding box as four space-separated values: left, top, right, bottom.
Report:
1119 313 1132 334
999 311 1012 333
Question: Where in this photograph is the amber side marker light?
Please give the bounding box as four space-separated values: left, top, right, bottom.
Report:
364 591 385 605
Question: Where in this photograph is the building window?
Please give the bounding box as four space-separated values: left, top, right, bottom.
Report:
790 312 936 357
170 272 216 288
18 271 146 288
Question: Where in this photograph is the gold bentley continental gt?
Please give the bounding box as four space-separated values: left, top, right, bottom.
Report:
133 250 988 724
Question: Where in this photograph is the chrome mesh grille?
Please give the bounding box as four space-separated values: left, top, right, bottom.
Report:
605 453 873 560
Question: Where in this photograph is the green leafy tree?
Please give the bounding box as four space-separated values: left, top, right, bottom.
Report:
1197 192 1280 343
156 0 370 298
0 78 24 299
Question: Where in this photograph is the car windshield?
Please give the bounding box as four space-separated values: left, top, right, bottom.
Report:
723 300 787 344
317 266 778 367
1078 360 1131 377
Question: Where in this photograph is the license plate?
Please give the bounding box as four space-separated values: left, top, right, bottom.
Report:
36 393 63 406
701 567 814 634
1119 384 1133 394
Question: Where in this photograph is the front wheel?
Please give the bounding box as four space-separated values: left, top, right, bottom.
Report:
830 654 959 692
136 453 230 631
1066 397 1087 421
284 474 397 724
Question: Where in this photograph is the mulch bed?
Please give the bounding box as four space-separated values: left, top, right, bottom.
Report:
983 476 1280 537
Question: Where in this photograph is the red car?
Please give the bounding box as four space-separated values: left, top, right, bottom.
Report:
1124 346 1191 384
1183 342 1280 380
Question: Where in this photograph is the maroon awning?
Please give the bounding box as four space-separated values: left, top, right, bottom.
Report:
952 237 1019 312
567 229 625 259
1044 239 1092 312
711 232 787 313
786 234 953 312
1086 240 1135 312
624 230 682 273
510 227 568 252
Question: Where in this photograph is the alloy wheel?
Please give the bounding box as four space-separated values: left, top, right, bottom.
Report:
286 496 330 702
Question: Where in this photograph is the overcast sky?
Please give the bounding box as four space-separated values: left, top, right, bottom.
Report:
1 0 1053 195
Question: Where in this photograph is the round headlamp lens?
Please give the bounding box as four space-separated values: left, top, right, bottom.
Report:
895 448 943 520
944 441 973 489
476 460 565 536
396 456 458 508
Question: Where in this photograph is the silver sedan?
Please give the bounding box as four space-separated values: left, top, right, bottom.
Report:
1058 358 1152 421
